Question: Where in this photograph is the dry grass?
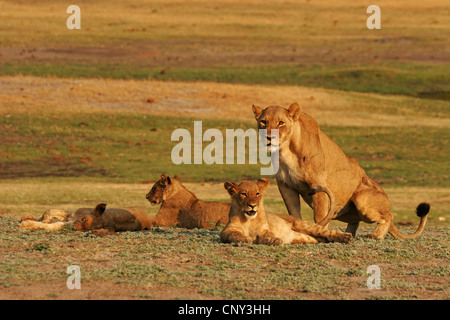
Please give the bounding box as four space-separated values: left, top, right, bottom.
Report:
1 76 449 128
2 0 448 63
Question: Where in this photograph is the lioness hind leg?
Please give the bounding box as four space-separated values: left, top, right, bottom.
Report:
352 188 392 240
367 217 391 239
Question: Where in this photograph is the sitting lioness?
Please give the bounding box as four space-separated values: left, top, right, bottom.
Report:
220 178 353 245
252 102 430 239
19 203 152 232
146 173 229 228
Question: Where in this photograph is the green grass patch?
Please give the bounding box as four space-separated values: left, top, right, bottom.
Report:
1 110 448 186
2 61 449 99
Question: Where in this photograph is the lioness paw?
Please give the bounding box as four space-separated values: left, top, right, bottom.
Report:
367 232 384 240
341 232 353 244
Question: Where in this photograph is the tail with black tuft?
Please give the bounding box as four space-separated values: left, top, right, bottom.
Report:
416 202 430 218
389 202 430 239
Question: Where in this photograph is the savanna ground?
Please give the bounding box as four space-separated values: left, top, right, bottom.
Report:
0 0 449 300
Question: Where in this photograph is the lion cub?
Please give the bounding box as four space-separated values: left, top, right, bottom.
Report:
220 178 353 245
146 173 229 228
72 203 153 232
19 203 152 232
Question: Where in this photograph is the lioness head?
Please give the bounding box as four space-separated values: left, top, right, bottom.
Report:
146 173 176 206
224 178 270 220
252 102 301 150
73 203 107 231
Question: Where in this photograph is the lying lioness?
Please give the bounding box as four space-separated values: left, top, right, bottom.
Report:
220 178 353 245
252 102 430 239
19 203 152 232
146 173 229 228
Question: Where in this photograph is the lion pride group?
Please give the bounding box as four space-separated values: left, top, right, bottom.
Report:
19 103 430 244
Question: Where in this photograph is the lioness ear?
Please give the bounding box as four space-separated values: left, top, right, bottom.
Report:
94 203 107 216
252 104 263 120
224 182 238 196
286 102 301 121
256 178 270 191
160 173 172 185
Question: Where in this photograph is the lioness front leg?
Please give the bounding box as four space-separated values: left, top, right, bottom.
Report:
277 181 302 219
345 222 360 237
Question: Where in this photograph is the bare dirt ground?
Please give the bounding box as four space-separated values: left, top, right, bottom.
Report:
2 34 448 68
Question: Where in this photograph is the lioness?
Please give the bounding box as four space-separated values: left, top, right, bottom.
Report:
146 173 229 228
220 178 353 245
252 102 430 239
19 203 152 232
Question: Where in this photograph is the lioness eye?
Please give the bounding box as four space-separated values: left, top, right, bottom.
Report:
260 120 267 127
240 193 247 197
278 121 285 126
256 192 260 197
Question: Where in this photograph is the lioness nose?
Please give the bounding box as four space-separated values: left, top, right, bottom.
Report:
249 204 257 209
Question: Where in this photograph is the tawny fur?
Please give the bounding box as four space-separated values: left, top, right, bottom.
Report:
252 102 430 239
19 208 84 231
18 204 152 232
220 178 353 245
146 173 230 228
